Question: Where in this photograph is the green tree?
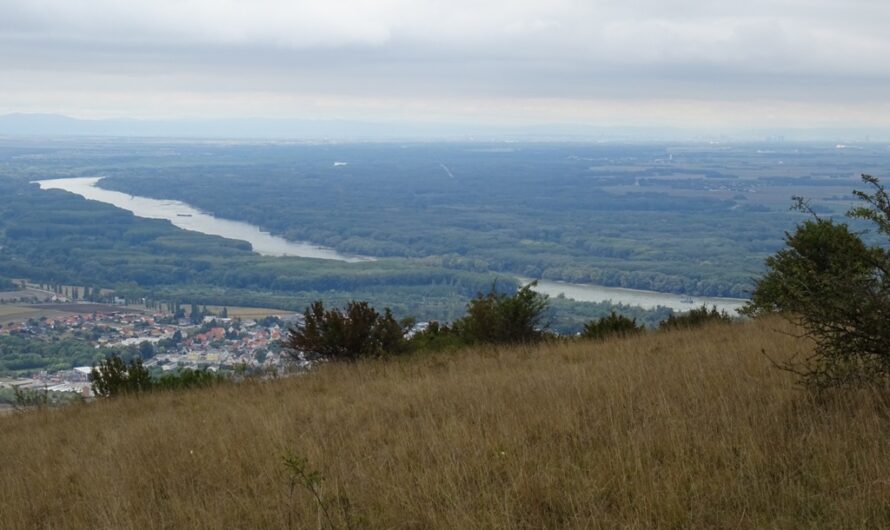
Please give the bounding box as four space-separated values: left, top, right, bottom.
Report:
452 282 549 345
581 311 643 340
190 303 202 324
744 174 890 389
138 341 155 360
90 355 152 397
286 300 412 361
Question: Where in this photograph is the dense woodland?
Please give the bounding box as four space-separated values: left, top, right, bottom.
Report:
0 177 509 315
92 142 882 297
0 334 105 374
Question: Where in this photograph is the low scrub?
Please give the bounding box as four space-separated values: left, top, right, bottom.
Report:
90 354 224 397
659 305 731 330
580 311 643 340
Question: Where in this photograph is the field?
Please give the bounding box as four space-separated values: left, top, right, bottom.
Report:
201 305 298 320
0 302 146 326
0 288 52 302
0 305 70 326
3 317 889 528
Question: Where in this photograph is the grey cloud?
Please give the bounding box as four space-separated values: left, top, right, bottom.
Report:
1 0 889 126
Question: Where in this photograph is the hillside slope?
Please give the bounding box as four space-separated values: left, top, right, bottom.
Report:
3 318 890 528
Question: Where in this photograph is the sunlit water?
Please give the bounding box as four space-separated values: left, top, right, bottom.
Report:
34 177 372 262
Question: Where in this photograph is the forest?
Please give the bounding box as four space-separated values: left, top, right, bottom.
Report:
91 141 886 297
1 138 885 330
0 167 675 334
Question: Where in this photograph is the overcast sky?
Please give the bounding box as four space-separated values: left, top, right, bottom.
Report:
2 0 889 130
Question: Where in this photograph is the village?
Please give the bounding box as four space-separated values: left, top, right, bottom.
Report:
0 296 304 402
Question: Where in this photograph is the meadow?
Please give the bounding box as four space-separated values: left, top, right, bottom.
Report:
2 316 889 528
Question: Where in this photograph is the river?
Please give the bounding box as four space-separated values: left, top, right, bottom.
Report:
35 176 748 312
520 278 747 314
34 177 371 262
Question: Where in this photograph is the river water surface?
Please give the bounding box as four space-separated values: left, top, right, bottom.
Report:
35 177 371 262
520 279 747 314
35 176 748 312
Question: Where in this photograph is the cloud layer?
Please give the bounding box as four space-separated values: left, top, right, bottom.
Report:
2 0 889 129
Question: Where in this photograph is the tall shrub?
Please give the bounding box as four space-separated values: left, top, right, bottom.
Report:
744 174 890 389
287 300 411 361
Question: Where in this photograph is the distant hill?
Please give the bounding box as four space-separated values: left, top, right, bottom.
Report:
2 317 888 528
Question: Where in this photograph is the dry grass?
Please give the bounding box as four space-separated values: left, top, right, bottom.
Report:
0 305 71 326
2 317 890 529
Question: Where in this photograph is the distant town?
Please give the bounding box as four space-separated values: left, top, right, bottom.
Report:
0 282 304 403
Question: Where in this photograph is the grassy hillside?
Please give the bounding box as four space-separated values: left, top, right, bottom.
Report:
3 317 890 528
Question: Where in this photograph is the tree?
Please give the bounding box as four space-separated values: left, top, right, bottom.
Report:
190 303 202 324
744 174 890 389
582 311 643 340
138 341 155 360
286 300 412 361
451 282 549 344
90 355 152 397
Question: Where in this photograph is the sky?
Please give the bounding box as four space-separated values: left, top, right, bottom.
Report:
1 0 889 132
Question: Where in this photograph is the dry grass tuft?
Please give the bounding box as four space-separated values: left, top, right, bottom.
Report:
2 317 890 528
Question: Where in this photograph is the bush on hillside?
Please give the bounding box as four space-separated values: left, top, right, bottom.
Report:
659 305 731 331
406 321 468 352
581 312 643 340
90 354 224 397
155 368 226 391
744 174 890 389
286 300 413 361
90 355 152 397
451 282 550 345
